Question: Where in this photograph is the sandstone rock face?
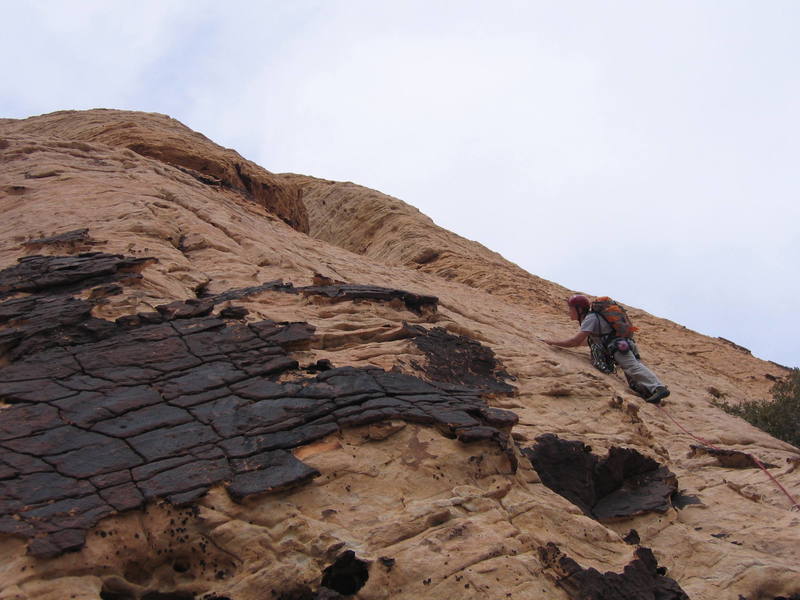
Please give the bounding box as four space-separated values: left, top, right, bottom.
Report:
0 110 797 600
0 110 307 233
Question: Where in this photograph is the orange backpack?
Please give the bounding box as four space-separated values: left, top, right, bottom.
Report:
590 297 638 339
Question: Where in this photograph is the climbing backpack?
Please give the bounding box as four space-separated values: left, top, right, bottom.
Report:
589 297 638 340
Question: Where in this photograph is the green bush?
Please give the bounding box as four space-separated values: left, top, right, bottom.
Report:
713 368 800 448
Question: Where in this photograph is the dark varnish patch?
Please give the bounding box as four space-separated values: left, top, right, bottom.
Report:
298 283 438 314
408 325 515 395
538 543 689 600
689 445 778 469
22 228 99 252
0 254 517 558
205 279 438 315
523 434 677 520
0 251 152 300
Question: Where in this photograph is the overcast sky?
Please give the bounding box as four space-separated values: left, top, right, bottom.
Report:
2 1 798 368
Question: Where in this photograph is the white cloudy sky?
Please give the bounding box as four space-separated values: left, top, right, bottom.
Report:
2 1 798 368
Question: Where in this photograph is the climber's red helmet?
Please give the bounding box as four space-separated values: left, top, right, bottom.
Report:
567 294 590 310
567 294 590 322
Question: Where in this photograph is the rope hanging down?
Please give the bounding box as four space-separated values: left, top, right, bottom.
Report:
656 404 800 512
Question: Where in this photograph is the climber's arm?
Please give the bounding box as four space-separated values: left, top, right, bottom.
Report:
542 330 590 348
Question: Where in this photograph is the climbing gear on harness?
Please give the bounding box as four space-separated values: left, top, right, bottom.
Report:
591 337 645 378
590 338 615 374
606 336 640 360
613 338 630 353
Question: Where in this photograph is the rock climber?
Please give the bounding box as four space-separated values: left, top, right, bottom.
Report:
541 294 670 404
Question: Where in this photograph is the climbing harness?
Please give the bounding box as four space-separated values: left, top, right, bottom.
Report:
655 403 800 512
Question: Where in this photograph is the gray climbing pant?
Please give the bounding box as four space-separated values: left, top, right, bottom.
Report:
614 350 664 395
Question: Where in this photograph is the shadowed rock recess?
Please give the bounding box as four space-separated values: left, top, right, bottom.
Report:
523 434 678 520
0 253 517 558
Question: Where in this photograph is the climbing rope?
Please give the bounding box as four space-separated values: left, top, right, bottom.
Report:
655 404 800 512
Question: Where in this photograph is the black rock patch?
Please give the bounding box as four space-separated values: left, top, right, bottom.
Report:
299 283 437 314
0 251 153 300
523 434 677 520
22 228 99 252
408 325 515 394
0 255 517 558
320 550 369 596
689 445 777 469
205 279 438 315
538 542 689 600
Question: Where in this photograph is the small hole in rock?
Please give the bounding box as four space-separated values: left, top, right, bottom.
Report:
320 550 369 596
173 559 190 573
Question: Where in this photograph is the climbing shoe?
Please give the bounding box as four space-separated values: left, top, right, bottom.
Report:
645 386 670 404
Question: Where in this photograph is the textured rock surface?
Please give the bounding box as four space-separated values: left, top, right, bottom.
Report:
0 110 798 600
0 109 307 232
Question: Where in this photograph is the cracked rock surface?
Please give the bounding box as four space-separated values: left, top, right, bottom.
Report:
0 254 516 559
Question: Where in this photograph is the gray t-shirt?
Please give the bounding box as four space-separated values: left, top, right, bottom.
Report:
580 312 613 337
